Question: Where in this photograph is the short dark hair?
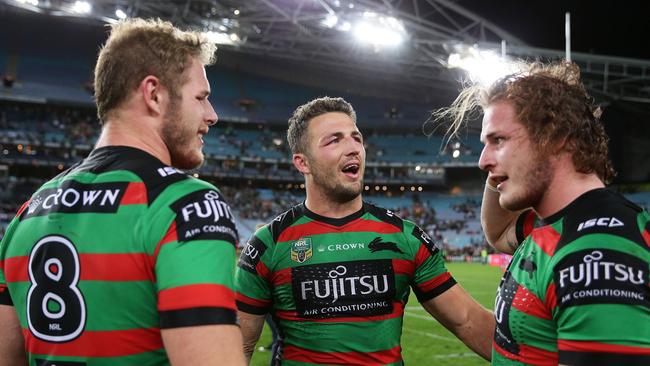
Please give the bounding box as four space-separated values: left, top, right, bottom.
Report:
287 97 357 154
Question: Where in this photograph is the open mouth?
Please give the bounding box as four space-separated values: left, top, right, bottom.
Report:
491 175 508 189
341 162 360 177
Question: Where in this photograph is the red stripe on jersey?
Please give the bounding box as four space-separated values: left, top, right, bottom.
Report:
642 229 650 249
283 344 401 365
275 301 404 323
522 210 536 238
512 286 551 320
23 327 162 357
256 261 271 280
158 284 236 311
271 267 290 286
120 182 147 205
153 221 177 265
531 226 561 257
3 256 28 282
414 245 430 267
392 259 414 276
277 219 401 243
79 253 154 281
493 341 558 366
3 254 154 282
236 292 271 308
544 282 557 312
16 199 30 216
416 272 452 293
558 340 650 355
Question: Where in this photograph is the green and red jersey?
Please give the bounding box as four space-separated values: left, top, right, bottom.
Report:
235 202 455 366
0 146 239 365
493 188 650 365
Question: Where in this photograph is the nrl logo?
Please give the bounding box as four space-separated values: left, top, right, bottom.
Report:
291 237 313 263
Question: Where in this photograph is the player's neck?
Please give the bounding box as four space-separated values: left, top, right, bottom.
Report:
304 187 363 219
95 115 172 166
534 165 604 219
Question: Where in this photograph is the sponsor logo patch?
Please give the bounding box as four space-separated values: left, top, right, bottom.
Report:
290 237 312 263
577 217 624 231
21 181 127 220
170 189 238 246
316 242 365 252
554 249 648 309
292 260 395 319
411 225 439 254
238 236 267 274
494 270 521 355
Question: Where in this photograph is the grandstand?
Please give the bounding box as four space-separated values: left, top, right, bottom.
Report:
1 1 650 254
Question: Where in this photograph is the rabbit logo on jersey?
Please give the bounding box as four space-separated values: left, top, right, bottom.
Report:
171 189 238 245
292 259 395 319
554 248 648 308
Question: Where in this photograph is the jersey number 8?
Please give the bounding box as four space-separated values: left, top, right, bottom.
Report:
27 235 86 342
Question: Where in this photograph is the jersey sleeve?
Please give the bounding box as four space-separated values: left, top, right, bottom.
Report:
146 181 239 329
0 202 29 307
235 225 274 315
405 221 456 302
550 234 650 365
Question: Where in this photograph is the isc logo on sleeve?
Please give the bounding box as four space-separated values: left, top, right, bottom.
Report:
577 217 624 231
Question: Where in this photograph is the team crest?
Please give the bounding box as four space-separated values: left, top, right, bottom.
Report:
291 237 313 263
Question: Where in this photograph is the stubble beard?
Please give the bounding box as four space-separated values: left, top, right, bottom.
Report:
500 151 552 211
310 160 363 204
161 96 203 170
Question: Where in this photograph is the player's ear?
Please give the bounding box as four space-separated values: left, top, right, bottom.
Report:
293 153 310 175
140 75 166 116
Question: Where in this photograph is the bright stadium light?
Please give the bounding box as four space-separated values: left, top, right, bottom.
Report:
17 0 39 5
353 12 405 47
72 1 91 14
205 31 241 45
322 13 338 28
115 9 127 19
447 44 519 86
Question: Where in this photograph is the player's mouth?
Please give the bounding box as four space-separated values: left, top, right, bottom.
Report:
341 161 361 179
491 175 508 190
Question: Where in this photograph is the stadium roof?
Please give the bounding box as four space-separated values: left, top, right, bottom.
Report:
3 0 650 104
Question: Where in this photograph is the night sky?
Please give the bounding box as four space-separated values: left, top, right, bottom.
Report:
459 0 650 60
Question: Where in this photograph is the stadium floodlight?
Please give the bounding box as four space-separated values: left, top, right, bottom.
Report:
72 1 91 14
353 12 405 47
17 0 39 5
447 44 519 86
115 9 126 19
322 13 338 28
205 31 241 45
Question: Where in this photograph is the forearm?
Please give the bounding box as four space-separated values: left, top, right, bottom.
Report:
238 311 266 364
481 179 522 254
453 305 495 361
0 305 27 366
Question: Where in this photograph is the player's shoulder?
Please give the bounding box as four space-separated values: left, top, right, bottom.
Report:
267 202 307 243
558 188 647 252
363 201 405 231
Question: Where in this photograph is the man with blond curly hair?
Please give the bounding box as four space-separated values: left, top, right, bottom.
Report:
433 61 650 365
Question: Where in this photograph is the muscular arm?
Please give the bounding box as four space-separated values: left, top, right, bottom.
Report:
421 284 495 361
481 178 524 254
0 305 27 366
238 311 266 364
161 324 245 366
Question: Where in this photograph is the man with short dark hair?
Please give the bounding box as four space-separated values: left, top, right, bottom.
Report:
236 96 495 365
434 61 650 365
0 19 245 365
